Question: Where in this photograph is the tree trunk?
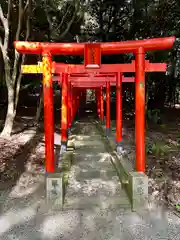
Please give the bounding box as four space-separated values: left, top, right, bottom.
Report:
0 0 32 137
1 84 15 137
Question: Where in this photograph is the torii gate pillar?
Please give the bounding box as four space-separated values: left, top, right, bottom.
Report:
42 52 54 173
135 47 145 172
96 90 101 119
116 72 122 153
61 72 68 153
67 79 72 136
106 81 110 136
100 86 104 123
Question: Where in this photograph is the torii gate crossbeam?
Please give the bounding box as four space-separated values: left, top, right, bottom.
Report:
21 60 167 74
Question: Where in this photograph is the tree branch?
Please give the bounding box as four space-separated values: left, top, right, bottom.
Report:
0 4 6 27
106 7 117 33
23 1 29 15
59 1 80 40
57 4 72 31
14 0 32 110
45 7 52 31
12 0 26 83
0 3 10 79
0 4 9 51
0 38 12 88
15 0 23 41
7 0 12 23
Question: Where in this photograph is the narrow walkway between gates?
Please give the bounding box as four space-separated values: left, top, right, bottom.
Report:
64 118 130 210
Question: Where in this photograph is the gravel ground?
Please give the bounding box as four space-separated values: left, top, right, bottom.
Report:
0 118 180 239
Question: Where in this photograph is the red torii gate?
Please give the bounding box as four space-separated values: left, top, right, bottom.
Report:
57 73 133 142
16 36 175 175
22 60 166 145
22 63 135 141
51 60 167 154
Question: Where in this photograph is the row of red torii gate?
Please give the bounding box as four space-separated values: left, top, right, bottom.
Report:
15 36 176 175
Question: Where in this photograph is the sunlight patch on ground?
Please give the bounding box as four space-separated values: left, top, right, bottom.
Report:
85 110 93 113
85 140 104 146
68 168 82 191
18 128 37 143
74 141 86 148
79 178 118 196
28 93 39 97
9 173 44 199
0 204 38 236
83 154 96 159
98 152 111 162
75 135 91 140
40 211 80 239
74 138 103 148
9 184 40 199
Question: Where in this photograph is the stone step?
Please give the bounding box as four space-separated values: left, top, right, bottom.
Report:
66 177 124 199
63 195 131 210
74 168 118 181
73 159 116 170
75 143 105 150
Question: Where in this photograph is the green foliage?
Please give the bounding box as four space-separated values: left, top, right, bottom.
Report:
176 204 180 210
146 142 153 154
30 0 85 42
146 141 169 157
152 142 169 157
146 108 161 124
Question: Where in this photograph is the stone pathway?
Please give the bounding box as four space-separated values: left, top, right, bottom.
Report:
0 119 180 239
64 119 130 211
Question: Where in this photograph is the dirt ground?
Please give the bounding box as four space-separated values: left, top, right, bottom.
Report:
0 119 44 203
147 109 180 210
0 104 180 215
122 107 180 212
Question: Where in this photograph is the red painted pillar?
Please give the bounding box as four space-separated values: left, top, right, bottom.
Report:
116 72 123 154
77 90 80 117
67 80 72 135
75 89 78 118
106 81 110 136
42 52 54 173
74 89 77 120
61 72 68 153
135 47 145 172
100 86 104 123
96 89 101 119
72 88 76 120
74 89 78 118
95 89 99 117
70 84 73 125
